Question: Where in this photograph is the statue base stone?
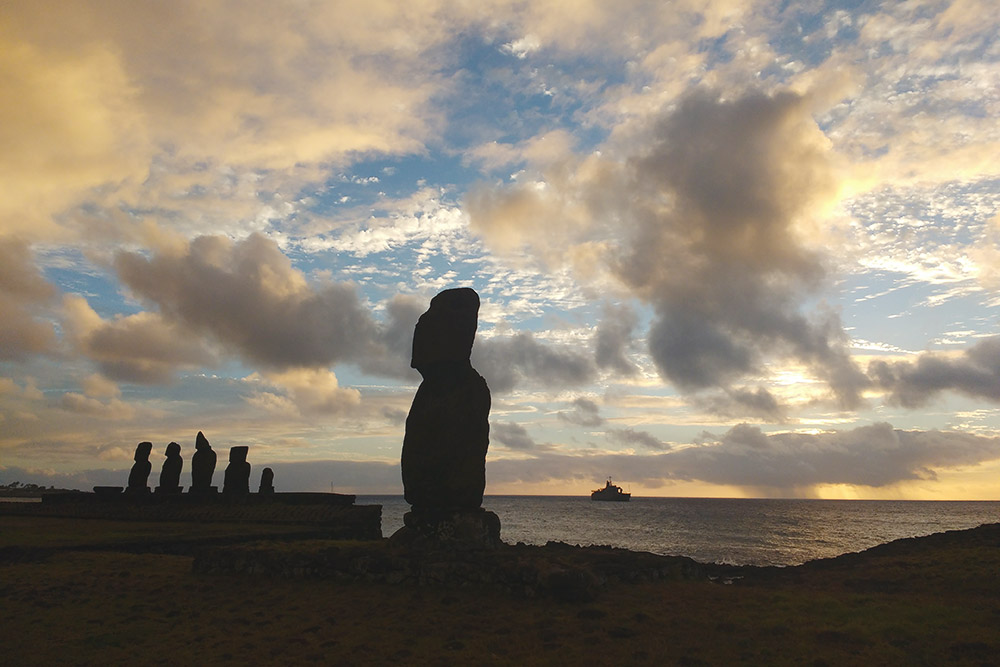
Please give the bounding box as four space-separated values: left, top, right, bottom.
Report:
390 508 502 551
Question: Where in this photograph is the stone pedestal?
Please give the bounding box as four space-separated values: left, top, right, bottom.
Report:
390 509 502 551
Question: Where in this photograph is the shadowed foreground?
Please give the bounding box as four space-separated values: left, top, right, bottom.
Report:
2 516 999 665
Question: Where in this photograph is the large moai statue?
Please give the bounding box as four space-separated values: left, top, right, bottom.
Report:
394 287 500 548
155 442 183 494
223 446 251 495
124 441 153 496
190 431 218 494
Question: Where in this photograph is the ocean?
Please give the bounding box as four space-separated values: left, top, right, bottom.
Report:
359 495 1000 567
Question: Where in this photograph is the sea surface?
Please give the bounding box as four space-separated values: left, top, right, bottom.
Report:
358 495 1000 567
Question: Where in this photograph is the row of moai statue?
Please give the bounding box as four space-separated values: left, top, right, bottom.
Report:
125 431 274 496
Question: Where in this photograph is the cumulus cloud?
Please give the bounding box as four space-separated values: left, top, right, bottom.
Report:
594 302 639 376
492 421 538 450
473 331 597 393
0 238 58 360
62 295 217 384
869 337 1000 408
557 397 605 426
245 369 361 417
114 233 378 370
469 88 869 410
357 294 423 380
624 90 867 407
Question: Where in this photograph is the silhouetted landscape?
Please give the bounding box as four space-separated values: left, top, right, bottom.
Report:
3 511 999 664
4 289 999 664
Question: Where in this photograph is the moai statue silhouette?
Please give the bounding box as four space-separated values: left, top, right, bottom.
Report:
223 446 251 495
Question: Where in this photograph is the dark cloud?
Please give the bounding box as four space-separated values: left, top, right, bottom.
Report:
869 337 1000 407
557 397 604 427
492 421 538 450
670 422 1000 490
594 302 639 375
381 406 408 426
619 89 868 408
114 233 379 370
486 423 1000 492
111 235 588 392
0 238 57 360
698 386 787 422
607 426 669 451
468 88 870 411
357 294 423 380
473 331 596 393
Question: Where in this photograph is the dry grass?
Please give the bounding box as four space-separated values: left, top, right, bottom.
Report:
3 516 999 665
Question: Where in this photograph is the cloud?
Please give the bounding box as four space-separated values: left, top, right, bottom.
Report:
671 422 1000 490
869 337 1000 408
486 423 1000 492
607 426 669 451
245 369 361 417
59 392 137 421
624 89 867 407
594 302 639 376
698 386 788 422
62 296 217 384
357 294 423 380
114 233 379 370
473 332 597 393
0 238 58 360
492 421 538 450
469 87 870 410
557 397 605 426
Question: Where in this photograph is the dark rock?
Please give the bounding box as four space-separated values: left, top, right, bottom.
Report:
190 431 217 494
390 508 502 551
401 288 491 512
259 467 275 494
223 446 251 495
124 442 152 495
155 442 183 494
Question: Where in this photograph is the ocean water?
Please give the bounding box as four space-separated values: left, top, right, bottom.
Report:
358 495 1000 567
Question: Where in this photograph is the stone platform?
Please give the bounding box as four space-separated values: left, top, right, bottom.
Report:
0 491 380 540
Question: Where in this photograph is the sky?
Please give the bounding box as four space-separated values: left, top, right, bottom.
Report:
2 0 1000 499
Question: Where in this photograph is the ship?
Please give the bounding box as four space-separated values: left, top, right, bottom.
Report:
591 478 630 501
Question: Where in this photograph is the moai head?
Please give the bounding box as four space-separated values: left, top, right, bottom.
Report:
229 446 248 464
410 288 480 371
134 441 153 462
195 431 212 452
165 442 181 458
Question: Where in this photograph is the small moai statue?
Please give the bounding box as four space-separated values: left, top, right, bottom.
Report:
124 441 153 496
189 431 218 494
223 446 251 495
258 467 275 494
155 442 183 494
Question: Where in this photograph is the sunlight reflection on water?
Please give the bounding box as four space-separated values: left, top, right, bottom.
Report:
359 495 1000 566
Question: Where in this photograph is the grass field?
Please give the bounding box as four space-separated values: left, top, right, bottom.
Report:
2 515 999 665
